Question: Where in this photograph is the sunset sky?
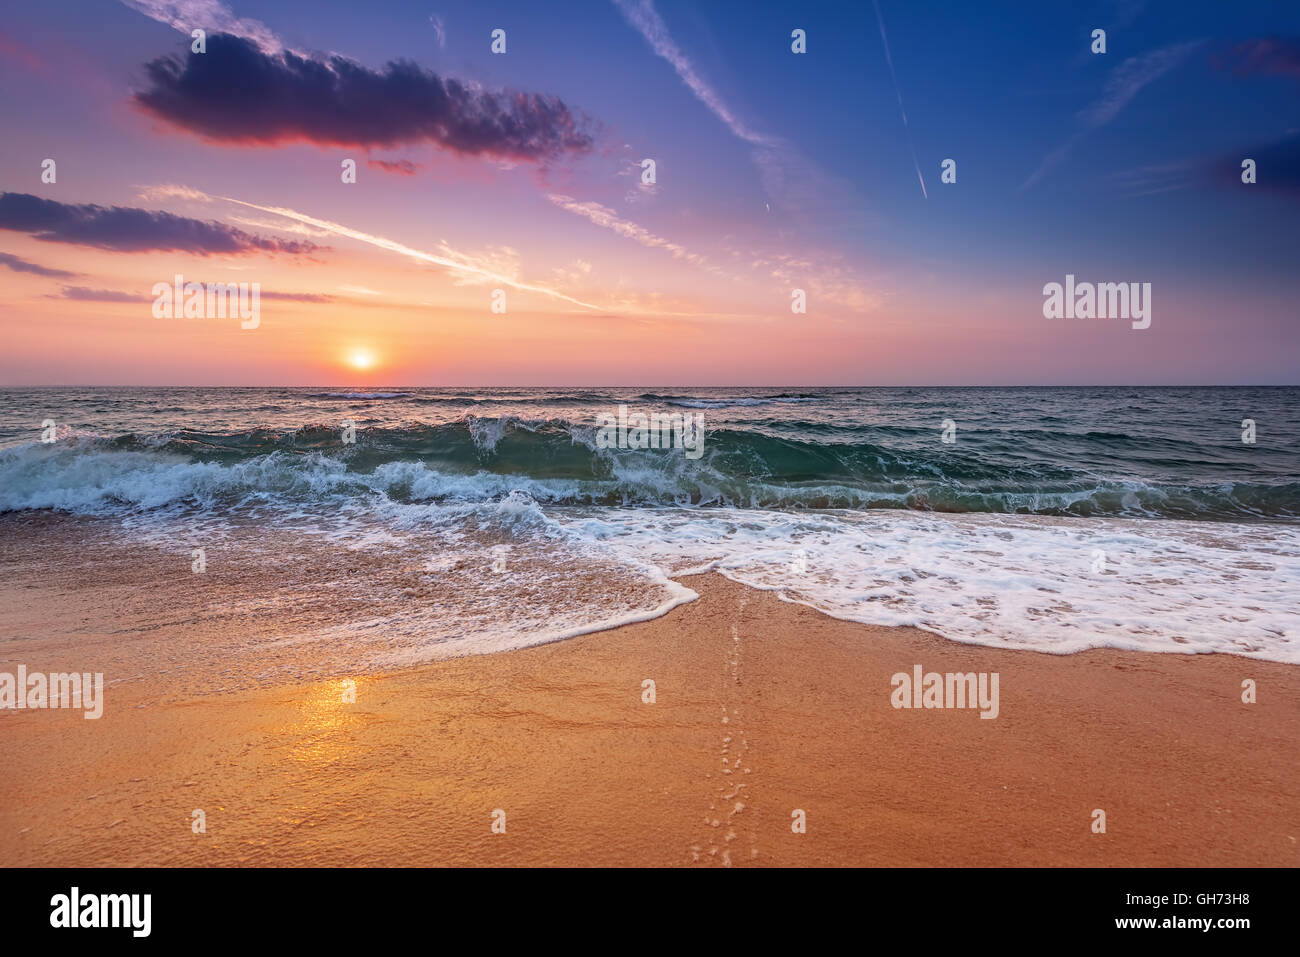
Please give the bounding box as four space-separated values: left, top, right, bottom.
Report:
0 0 1297 385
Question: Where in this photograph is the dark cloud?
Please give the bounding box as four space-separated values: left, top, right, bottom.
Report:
132 34 595 161
54 287 148 302
1214 37 1300 79
1209 133 1300 196
0 251 78 278
0 193 321 255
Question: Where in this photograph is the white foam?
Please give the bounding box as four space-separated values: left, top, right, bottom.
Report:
5 439 1296 665
553 507 1300 663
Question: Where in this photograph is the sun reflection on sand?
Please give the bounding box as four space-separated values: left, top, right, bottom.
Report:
283 679 368 771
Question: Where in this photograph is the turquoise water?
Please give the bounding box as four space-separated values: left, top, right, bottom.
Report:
1 386 1296 519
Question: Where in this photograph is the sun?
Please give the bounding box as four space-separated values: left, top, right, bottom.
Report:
346 349 377 371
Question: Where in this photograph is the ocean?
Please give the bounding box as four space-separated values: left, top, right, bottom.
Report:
2 386 1297 672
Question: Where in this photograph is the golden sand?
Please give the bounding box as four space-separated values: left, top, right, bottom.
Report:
1 572 1297 867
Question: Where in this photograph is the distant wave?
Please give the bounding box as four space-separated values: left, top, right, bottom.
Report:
309 391 412 399
303 391 621 406
636 391 825 409
407 391 617 406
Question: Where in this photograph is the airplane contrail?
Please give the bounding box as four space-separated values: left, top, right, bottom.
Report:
217 195 601 311
873 0 927 199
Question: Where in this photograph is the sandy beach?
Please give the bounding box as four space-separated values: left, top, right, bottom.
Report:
2 0 1300 887
2 556 1296 867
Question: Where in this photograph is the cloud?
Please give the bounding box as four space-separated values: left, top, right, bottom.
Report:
429 14 446 49
739 249 881 315
1022 41 1204 190
119 0 282 53
53 286 336 304
134 183 212 204
227 215 333 238
1215 37 1300 79
611 0 833 212
0 192 322 255
1107 160 1198 197
547 192 879 312
133 33 596 163
1211 132 1300 197
546 194 710 268
368 159 423 176
1109 131 1300 199
1077 41 1205 128
0 252 78 278
54 286 149 302
260 291 336 302
0 30 49 74
613 0 768 147
216 194 600 310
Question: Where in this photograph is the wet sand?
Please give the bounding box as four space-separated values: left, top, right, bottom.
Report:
2 561 1297 867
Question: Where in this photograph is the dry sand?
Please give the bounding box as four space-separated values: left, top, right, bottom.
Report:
2 571 1297 867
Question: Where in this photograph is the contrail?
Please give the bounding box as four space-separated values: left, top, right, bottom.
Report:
217 195 601 311
873 0 927 199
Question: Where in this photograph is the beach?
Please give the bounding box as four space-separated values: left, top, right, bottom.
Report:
1 386 1297 867
3 562 1296 868
3 0 1298 894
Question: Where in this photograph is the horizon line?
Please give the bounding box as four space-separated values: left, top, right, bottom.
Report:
2 383 1298 390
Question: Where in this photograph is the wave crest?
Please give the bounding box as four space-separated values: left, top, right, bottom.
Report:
2 418 1296 520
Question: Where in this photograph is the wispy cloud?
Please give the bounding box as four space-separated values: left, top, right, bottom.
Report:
611 0 833 213
134 183 212 204
428 14 446 49
612 0 768 147
227 215 334 239
119 0 283 52
618 157 660 206
740 249 881 315
368 159 423 176
51 285 335 303
1108 160 1197 197
1110 130 1300 200
0 251 78 278
548 193 879 313
1022 41 1204 190
216 194 601 310
0 30 49 74
0 192 322 255
260 291 337 302
546 193 709 268
53 286 148 303
1215 36 1300 79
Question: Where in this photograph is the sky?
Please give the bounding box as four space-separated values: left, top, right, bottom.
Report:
0 0 1297 386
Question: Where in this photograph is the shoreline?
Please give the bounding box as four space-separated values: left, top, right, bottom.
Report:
2 571 1296 867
